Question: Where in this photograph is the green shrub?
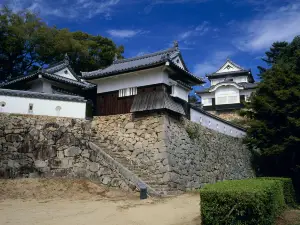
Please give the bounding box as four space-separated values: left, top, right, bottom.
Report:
258 177 297 207
200 179 286 225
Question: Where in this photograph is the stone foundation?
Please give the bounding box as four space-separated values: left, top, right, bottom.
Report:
0 112 254 194
165 117 254 190
91 113 169 183
208 111 244 121
0 114 131 191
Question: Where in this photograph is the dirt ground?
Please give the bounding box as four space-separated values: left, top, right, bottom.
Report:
0 178 201 225
276 209 300 225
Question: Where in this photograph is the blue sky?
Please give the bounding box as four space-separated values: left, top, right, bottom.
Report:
2 0 300 88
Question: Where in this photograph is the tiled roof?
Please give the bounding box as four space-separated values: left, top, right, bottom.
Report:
0 72 95 89
82 47 178 78
207 70 254 83
44 54 81 81
197 81 258 94
208 70 250 77
239 82 258 89
82 46 204 85
207 58 254 82
214 58 247 74
0 88 86 102
130 91 185 115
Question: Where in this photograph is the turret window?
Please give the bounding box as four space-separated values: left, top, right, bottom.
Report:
28 103 33 114
119 87 137 97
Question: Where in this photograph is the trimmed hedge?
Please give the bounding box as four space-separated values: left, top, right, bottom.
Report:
258 177 296 207
200 179 286 225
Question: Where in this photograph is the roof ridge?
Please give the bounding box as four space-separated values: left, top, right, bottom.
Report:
226 58 246 71
113 47 178 64
45 60 67 70
215 58 247 73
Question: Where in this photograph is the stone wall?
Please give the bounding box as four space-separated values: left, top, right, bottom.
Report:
209 111 244 122
91 113 254 191
165 116 254 190
91 113 169 183
0 114 131 191
0 112 254 194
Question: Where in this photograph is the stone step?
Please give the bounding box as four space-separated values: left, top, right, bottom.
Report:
165 190 184 196
141 178 165 186
149 184 169 189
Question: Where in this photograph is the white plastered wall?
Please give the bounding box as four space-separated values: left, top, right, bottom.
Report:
233 76 248 83
216 61 240 73
0 95 86 118
215 86 240 105
200 93 214 106
54 68 77 80
29 79 53 94
93 68 169 94
211 78 225 86
170 82 190 102
190 108 245 138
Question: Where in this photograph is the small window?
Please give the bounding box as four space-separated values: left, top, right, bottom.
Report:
118 87 137 97
0 101 6 112
28 103 33 114
56 106 61 116
64 70 68 74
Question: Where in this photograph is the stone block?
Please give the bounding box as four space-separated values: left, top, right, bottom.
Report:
34 160 48 168
142 140 149 148
134 142 143 149
102 176 111 185
57 151 64 159
7 159 20 168
125 122 135 129
64 147 82 157
88 162 100 172
6 134 23 142
81 150 90 158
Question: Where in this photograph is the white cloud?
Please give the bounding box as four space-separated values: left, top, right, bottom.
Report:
2 0 120 19
178 31 193 40
144 0 210 14
195 21 209 35
235 1 300 52
107 29 148 38
193 50 235 76
178 21 210 42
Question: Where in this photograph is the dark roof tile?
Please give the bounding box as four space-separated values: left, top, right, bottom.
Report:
0 88 86 102
130 91 185 115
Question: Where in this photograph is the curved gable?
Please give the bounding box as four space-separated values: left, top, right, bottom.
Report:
210 82 244 92
216 61 242 73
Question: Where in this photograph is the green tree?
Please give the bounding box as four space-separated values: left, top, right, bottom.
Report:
244 36 300 199
257 41 289 77
0 7 124 82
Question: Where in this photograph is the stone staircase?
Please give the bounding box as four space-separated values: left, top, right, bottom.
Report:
91 139 181 196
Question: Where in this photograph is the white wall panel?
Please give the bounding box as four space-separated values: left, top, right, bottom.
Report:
94 68 169 93
171 85 190 102
0 95 86 118
190 108 245 138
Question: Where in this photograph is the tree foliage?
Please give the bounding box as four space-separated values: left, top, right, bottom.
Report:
244 36 300 199
0 7 124 81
